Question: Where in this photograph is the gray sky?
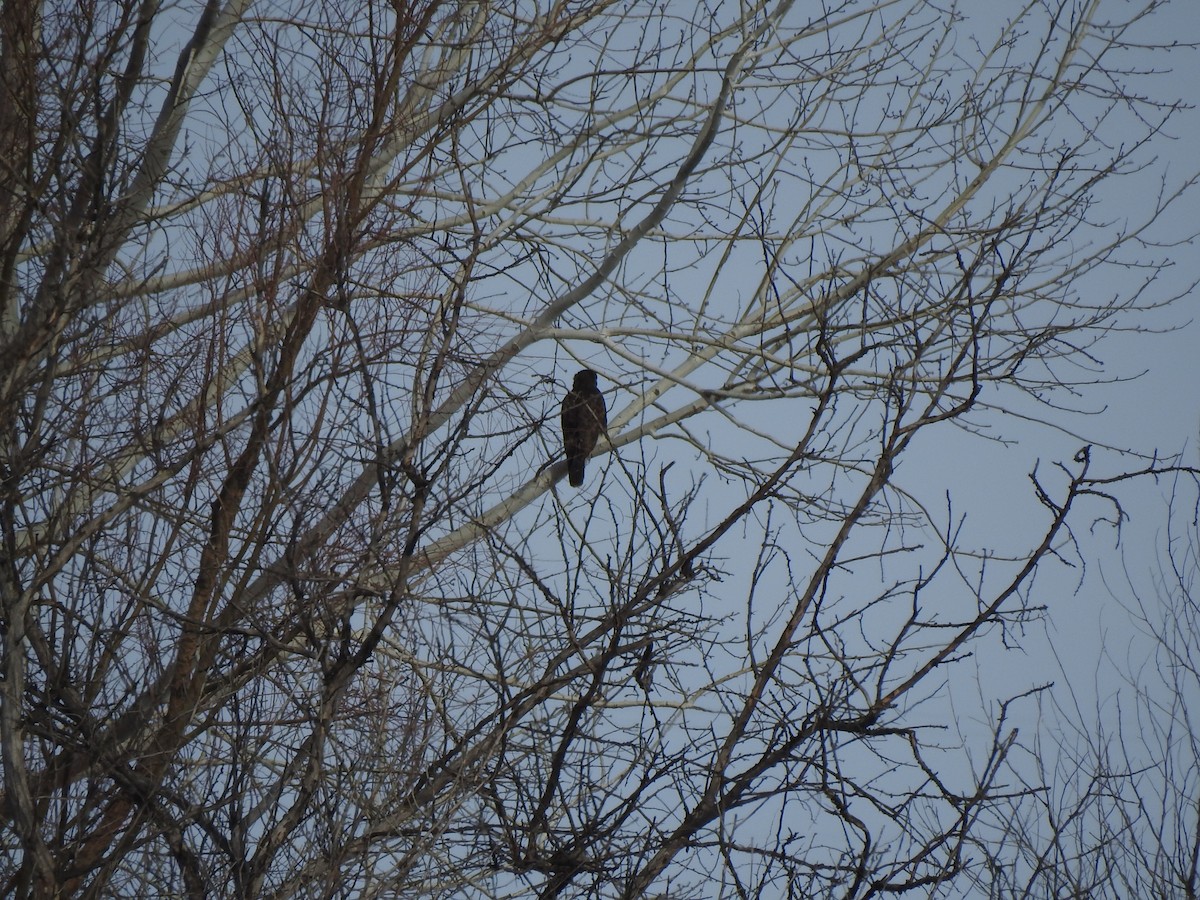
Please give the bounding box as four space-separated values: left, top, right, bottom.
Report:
912 7 1200 865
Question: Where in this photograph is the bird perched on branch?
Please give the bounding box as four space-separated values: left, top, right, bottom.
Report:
560 368 607 487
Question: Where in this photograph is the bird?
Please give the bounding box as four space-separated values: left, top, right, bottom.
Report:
634 641 655 691
560 368 607 487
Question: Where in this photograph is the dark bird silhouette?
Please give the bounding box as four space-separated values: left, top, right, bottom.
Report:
560 368 607 487
634 640 655 691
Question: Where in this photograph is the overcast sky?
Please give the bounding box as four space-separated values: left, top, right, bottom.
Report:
922 0 1200 807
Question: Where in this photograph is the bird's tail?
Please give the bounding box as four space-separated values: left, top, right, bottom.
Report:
567 457 585 487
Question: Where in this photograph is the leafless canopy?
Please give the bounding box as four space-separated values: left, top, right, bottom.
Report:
0 0 1195 896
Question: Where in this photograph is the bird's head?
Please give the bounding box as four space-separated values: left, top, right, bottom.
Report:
573 368 600 389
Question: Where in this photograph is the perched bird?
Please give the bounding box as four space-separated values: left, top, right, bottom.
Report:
560 368 607 487
634 640 655 691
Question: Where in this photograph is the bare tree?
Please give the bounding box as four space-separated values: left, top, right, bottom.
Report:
0 0 1195 896
971 475 1200 899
